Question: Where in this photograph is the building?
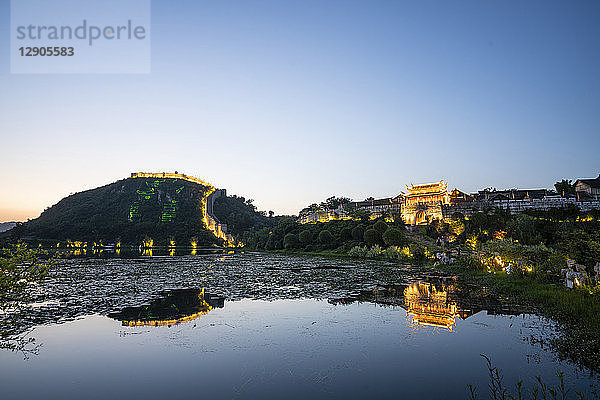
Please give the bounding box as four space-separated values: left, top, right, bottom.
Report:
298 175 600 226
575 175 600 200
402 180 450 225
345 195 403 217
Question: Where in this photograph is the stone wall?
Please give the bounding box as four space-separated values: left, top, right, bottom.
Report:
205 189 235 244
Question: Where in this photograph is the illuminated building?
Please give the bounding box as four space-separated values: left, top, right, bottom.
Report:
402 180 449 225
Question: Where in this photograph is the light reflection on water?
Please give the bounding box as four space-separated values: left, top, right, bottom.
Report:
1 253 598 398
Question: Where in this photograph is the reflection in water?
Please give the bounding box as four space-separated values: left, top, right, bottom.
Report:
330 278 524 332
55 247 237 259
404 282 459 331
109 288 224 327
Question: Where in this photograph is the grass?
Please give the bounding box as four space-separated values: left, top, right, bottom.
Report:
438 264 600 374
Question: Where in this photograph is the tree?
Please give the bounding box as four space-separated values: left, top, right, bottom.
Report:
364 229 381 246
340 227 352 241
347 208 370 222
507 214 542 245
560 230 600 274
383 228 405 246
0 243 51 356
283 233 298 249
298 230 313 245
554 179 575 196
318 230 333 245
321 196 352 210
351 225 365 241
374 220 388 235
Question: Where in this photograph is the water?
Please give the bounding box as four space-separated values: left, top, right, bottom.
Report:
0 252 597 399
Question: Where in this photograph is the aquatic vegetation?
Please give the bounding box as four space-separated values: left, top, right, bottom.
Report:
468 354 586 400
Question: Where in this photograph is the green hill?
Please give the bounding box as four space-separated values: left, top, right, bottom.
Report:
4 175 266 247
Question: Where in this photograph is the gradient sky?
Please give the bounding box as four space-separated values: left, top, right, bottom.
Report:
1 0 599 221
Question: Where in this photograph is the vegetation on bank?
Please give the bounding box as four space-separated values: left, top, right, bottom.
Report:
0 243 51 356
212 195 279 237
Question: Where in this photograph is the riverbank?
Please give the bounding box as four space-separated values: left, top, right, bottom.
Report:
439 264 600 375
261 247 600 375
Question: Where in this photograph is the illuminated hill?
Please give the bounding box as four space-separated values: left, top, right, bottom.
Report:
5 173 270 246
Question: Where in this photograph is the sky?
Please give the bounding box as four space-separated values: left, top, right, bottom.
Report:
1 0 599 221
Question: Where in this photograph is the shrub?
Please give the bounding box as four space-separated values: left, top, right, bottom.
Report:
364 229 381 246
382 227 405 246
383 246 400 260
351 225 365 241
411 245 428 265
298 230 313 245
283 233 298 249
348 245 368 258
340 227 353 241
374 220 388 234
318 230 334 245
365 245 383 258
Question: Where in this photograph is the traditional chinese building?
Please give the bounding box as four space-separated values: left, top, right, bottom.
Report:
402 180 450 225
575 174 600 200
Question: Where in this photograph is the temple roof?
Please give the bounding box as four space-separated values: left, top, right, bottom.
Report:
405 180 448 196
575 176 600 189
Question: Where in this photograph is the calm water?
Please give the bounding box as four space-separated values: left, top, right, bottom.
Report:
0 252 597 399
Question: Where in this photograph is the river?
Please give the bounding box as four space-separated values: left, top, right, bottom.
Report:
0 251 597 399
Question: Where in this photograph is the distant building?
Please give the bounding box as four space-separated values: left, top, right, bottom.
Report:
298 175 600 226
345 195 403 216
473 188 554 202
575 175 600 200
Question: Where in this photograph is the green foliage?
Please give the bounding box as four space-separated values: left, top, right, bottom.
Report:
411 244 428 266
348 245 368 258
469 355 584 400
318 230 333 245
298 230 313 245
382 227 405 246
283 233 299 249
0 243 51 356
8 178 219 246
321 196 351 210
559 230 600 274
351 225 365 241
555 179 576 195
213 195 275 237
507 214 543 245
373 220 388 234
340 227 353 241
363 229 381 246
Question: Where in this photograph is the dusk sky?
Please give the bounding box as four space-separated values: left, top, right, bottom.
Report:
1 0 599 221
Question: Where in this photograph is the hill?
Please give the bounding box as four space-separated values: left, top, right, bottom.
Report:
0 222 17 233
4 174 271 247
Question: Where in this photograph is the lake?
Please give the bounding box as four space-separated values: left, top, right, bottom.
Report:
0 252 597 399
